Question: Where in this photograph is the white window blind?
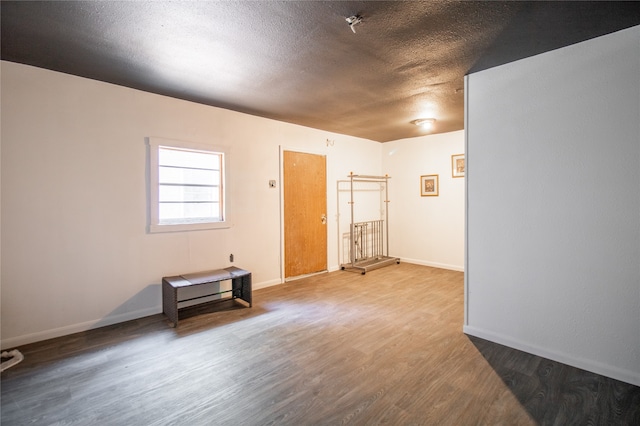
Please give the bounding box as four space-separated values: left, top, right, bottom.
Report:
148 138 229 232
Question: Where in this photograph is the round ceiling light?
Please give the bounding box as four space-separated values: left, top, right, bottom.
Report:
411 118 436 130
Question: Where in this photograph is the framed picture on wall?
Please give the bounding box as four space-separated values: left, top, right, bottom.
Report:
452 154 465 178
420 174 439 196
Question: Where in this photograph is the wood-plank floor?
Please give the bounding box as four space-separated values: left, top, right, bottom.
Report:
2 263 639 425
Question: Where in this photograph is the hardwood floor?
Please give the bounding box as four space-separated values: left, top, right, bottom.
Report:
2 263 638 425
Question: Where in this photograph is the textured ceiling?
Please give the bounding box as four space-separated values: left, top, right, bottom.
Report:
2 1 639 142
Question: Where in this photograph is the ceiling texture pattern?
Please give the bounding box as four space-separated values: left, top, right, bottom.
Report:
2 1 639 142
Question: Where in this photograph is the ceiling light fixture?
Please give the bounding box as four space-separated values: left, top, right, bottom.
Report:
412 118 436 130
346 15 363 33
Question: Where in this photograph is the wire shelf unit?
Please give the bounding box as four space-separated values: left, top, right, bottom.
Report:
339 173 400 274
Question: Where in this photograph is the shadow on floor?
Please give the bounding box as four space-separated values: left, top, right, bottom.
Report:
171 298 265 336
467 335 640 425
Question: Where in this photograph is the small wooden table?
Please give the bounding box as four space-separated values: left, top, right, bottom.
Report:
162 266 252 327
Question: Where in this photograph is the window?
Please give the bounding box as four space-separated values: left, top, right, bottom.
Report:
148 137 229 232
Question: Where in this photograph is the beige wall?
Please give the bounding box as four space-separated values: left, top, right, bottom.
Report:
382 132 465 270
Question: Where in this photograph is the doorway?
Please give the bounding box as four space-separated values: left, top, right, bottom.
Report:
282 150 327 279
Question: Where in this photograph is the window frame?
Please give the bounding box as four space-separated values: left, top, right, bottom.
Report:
147 137 230 233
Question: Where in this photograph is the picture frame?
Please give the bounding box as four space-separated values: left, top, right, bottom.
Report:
451 154 465 178
420 174 439 196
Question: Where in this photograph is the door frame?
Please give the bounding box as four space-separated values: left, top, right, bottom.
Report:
279 146 329 282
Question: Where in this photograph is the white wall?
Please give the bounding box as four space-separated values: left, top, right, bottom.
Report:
382 131 465 270
465 26 640 386
0 61 382 348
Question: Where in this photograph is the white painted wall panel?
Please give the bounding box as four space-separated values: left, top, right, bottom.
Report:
465 26 640 386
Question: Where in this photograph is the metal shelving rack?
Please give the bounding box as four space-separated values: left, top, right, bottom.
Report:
340 173 400 274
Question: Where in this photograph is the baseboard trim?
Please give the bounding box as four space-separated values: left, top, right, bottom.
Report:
328 264 342 273
1 306 161 350
401 258 464 272
253 278 282 290
463 325 640 387
1 278 282 350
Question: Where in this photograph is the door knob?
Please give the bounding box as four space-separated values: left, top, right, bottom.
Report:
321 214 327 225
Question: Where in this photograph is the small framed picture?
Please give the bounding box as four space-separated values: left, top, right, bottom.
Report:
420 174 439 196
452 154 465 178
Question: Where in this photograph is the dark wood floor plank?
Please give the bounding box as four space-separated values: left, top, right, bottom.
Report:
2 263 638 425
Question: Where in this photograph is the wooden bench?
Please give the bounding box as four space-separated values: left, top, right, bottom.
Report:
162 266 252 327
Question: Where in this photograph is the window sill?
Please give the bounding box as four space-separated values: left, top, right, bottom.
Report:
149 221 231 233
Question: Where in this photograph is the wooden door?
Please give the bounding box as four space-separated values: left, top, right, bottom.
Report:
283 151 327 278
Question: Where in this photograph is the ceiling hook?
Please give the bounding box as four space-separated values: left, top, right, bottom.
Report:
345 15 363 33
